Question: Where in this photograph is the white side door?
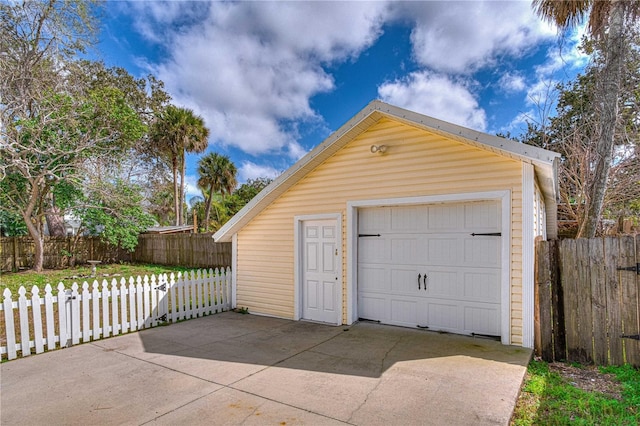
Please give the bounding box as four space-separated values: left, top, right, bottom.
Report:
302 219 340 324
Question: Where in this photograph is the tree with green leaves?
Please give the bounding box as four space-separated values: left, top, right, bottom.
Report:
151 106 210 226
227 177 272 214
78 180 155 252
197 153 238 231
533 0 640 237
0 0 156 271
0 211 27 237
147 178 176 226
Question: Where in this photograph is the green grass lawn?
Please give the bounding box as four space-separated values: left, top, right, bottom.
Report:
512 360 640 425
0 263 195 295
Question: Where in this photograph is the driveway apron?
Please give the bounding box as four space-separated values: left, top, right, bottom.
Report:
0 311 531 425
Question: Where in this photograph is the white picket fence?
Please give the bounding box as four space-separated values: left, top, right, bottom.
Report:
1 268 232 361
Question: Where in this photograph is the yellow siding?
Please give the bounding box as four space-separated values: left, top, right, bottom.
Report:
236 118 526 343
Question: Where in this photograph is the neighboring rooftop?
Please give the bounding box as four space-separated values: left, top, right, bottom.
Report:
145 225 195 234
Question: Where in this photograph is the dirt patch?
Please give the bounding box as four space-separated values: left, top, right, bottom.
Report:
549 362 622 399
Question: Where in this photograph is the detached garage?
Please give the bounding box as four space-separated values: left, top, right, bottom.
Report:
214 100 560 348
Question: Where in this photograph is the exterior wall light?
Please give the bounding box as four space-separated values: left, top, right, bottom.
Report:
370 144 387 154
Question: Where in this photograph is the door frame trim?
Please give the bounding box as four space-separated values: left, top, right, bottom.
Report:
293 213 343 325
347 191 512 345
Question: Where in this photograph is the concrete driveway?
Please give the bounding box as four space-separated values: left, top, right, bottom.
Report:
1 312 530 425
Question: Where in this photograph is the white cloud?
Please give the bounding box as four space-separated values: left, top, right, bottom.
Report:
184 174 201 203
389 1 555 74
534 22 589 77
127 1 388 157
238 162 282 183
378 71 487 131
499 110 536 135
525 79 559 108
127 1 210 44
117 0 583 159
498 72 526 93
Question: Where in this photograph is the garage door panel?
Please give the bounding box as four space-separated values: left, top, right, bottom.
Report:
463 238 500 267
358 201 502 338
427 302 460 332
427 238 460 266
359 266 389 292
391 238 419 264
464 271 501 303
464 202 500 230
360 296 386 320
464 305 500 336
427 204 463 231
425 270 459 298
359 208 389 234
358 238 387 263
390 299 418 327
390 268 420 294
391 206 428 232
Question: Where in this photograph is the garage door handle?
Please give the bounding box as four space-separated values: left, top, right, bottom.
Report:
418 274 421 290
423 274 428 290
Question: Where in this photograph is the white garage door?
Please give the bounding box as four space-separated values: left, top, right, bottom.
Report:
357 201 502 337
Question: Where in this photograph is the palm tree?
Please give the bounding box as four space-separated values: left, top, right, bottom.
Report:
152 105 209 225
532 0 639 237
197 153 237 231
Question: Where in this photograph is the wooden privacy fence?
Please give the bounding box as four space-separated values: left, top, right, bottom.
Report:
0 235 231 272
1 268 232 361
535 236 640 367
131 234 231 268
0 236 128 272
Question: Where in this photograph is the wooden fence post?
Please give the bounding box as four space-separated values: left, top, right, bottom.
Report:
535 239 554 361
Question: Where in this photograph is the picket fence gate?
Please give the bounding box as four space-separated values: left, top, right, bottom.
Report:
1 268 232 361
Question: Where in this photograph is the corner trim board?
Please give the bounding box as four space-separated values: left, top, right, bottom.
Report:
522 163 535 349
231 233 238 309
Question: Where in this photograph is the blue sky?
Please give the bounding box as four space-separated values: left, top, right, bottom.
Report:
96 1 588 200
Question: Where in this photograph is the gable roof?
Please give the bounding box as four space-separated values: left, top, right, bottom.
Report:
214 100 560 242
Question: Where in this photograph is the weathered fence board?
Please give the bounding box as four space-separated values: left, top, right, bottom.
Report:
589 238 608 365
620 236 640 366
535 235 640 367
0 235 231 272
1 268 232 361
605 237 623 365
534 238 554 361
